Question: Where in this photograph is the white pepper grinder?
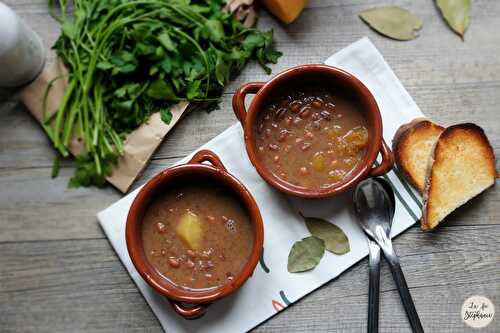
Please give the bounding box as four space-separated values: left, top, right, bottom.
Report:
0 2 45 88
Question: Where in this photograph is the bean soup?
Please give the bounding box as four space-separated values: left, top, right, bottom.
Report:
254 85 369 189
142 179 254 291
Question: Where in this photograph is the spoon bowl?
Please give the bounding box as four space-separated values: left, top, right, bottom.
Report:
373 178 396 221
353 179 394 242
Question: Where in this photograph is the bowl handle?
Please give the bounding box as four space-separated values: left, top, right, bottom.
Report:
168 299 210 320
232 82 265 124
369 139 394 177
189 149 227 171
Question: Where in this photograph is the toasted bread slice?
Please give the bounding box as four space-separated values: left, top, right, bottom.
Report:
393 119 445 193
422 124 497 230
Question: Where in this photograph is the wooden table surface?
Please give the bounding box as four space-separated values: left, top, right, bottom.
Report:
1 1 499 332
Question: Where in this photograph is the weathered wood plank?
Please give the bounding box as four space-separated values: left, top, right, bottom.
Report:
0 166 121 242
0 226 498 332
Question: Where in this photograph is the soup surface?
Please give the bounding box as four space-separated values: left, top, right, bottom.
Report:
142 180 254 290
254 85 369 190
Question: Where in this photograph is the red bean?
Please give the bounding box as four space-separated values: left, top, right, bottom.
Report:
299 107 312 119
275 108 287 120
155 222 166 233
273 155 280 162
186 260 195 268
265 128 272 138
284 116 293 127
289 101 302 113
320 110 331 120
168 258 180 268
268 143 280 151
305 131 314 139
312 100 323 108
277 129 289 142
301 143 312 151
312 120 322 130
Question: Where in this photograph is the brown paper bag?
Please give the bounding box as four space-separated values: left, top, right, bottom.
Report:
20 59 189 193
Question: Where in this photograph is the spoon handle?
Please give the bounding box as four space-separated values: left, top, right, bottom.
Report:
367 240 380 333
386 256 424 333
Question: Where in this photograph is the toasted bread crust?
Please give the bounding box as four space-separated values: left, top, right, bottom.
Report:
421 123 497 230
392 118 444 193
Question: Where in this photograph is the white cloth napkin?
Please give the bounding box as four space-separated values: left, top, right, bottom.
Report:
97 37 425 333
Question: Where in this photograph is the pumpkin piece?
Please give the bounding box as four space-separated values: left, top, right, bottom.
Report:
261 0 308 24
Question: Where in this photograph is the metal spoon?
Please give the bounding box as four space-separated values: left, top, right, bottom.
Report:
354 178 424 333
363 178 395 333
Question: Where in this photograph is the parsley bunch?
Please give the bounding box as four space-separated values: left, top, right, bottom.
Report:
46 0 281 187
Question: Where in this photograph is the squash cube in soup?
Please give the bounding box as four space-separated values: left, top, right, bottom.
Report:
176 211 203 250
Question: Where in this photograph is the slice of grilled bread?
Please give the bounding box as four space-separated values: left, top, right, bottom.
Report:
393 119 445 193
422 124 497 230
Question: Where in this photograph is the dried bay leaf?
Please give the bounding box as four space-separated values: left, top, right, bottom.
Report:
287 236 325 273
436 0 470 39
302 214 350 255
359 6 423 41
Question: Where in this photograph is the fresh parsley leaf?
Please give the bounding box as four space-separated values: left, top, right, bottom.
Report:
146 79 177 100
158 32 177 52
160 108 173 124
204 19 225 42
186 80 201 99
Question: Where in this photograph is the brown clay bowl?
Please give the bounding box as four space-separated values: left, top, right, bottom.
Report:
232 64 394 198
126 149 264 320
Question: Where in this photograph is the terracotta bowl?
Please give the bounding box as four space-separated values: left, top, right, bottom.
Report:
126 150 264 319
232 64 394 198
